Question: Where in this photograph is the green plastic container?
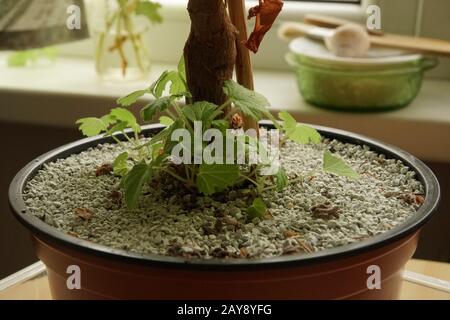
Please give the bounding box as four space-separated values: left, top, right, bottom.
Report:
287 38 438 111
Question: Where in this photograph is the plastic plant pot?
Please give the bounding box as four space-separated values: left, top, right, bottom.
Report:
8 123 440 299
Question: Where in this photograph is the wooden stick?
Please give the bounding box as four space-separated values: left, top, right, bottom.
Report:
228 0 259 133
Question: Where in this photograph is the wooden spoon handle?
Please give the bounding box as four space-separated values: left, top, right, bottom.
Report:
304 14 450 57
369 33 450 57
304 14 383 35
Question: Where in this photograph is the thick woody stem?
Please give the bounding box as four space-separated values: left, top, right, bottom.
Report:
184 0 237 105
228 0 259 133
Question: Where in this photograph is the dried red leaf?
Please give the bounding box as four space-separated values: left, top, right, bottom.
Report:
244 0 284 53
414 194 425 205
74 208 93 221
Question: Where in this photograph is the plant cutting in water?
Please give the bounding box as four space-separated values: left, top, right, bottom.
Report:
95 0 162 77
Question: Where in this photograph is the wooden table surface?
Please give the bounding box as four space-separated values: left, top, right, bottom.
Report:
0 259 448 300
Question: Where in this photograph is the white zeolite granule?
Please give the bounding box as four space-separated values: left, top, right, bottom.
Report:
23 138 424 259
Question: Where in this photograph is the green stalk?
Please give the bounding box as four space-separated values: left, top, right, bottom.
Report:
96 11 118 72
123 12 146 73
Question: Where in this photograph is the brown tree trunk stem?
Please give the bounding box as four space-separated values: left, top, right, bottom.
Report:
228 0 259 133
184 0 237 106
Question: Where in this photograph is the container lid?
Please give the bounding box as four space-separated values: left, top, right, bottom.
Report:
289 37 423 67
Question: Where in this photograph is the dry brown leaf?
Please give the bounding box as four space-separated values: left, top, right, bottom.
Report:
240 247 249 258
310 201 340 220
110 190 123 205
74 208 93 221
67 231 79 238
95 163 113 176
244 0 284 53
283 230 300 238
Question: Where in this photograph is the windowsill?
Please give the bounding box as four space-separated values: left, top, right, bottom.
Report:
1 55 450 163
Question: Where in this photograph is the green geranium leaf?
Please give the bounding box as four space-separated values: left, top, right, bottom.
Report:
141 96 173 122
278 111 297 134
212 119 229 133
150 70 169 98
110 108 141 133
247 198 267 219
279 111 321 144
141 125 172 150
223 80 270 120
167 71 187 95
323 150 359 180
178 56 186 82
113 152 129 177
110 107 137 125
163 118 185 154
117 89 150 107
151 141 164 159
100 114 117 126
159 116 174 126
289 124 321 144
182 101 218 127
196 164 240 195
122 162 154 209
105 121 128 136
76 117 108 137
275 167 288 191
153 70 187 98
135 1 162 24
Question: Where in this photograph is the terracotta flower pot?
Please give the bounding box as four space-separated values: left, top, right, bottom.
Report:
9 124 440 299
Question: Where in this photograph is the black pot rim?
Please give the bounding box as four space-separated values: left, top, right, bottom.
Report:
8 122 440 271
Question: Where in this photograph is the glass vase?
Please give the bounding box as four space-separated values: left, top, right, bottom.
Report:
92 0 151 82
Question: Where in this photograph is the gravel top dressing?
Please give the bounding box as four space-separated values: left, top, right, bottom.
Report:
23 138 424 259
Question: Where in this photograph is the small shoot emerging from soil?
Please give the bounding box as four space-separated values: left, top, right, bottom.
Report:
77 57 358 213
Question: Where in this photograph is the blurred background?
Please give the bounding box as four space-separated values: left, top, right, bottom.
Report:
0 0 449 279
